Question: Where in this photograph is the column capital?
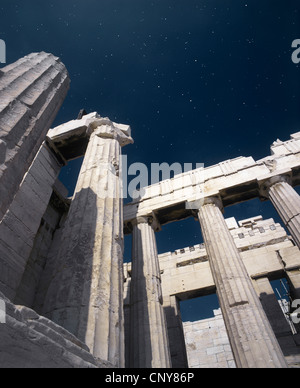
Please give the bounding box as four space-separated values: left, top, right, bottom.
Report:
187 195 224 214
131 213 161 232
259 174 292 199
202 196 224 209
88 117 134 147
49 113 133 150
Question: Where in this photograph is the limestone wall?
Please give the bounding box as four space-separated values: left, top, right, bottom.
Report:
183 309 236 368
14 183 69 308
0 143 63 300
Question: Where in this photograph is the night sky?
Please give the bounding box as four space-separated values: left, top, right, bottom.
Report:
1 1 299 321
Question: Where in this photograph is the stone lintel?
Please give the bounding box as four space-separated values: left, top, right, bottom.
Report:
124 132 300 227
238 215 263 228
48 112 133 160
45 137 67 166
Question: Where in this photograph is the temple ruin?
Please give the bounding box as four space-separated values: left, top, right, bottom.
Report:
0 53 300 368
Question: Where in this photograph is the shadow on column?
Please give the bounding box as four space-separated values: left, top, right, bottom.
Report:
129 227 153 368
39 187 98 346
259 290 300 365
164 298 189 368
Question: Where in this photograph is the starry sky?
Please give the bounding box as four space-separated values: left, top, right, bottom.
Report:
1 1 299 320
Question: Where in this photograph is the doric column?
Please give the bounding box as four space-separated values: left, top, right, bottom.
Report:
260 176 300 249
196 196 287 368
130 215 171 368
42 118 133 367
0 52 70 221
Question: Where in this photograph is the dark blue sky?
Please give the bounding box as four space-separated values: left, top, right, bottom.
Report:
1 1 299 167
1 1 299 319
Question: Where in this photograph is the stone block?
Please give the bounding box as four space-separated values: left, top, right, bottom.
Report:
0 292 113 368
241 250 283 278
280 246 300 270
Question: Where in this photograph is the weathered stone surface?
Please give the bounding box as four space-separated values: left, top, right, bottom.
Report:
183 309 236 368
130 215 171 368
2 50 300 369
124 131 300 226
163 295 188 368
47 111 133 160
0 143 62 300
42 117 133 367
14 186 68 308
253 277 293 336
124 215 300 367
0 292 111 368
0 52 70 221
123 215 300 368
197 197 288 368
136 217 290 300
260 176 300 249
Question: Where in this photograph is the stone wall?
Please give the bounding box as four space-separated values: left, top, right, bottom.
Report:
183 309 236 368
0 142 63 301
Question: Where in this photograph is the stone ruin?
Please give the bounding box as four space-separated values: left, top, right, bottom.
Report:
0 52 300 368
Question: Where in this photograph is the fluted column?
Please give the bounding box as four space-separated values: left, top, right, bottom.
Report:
196 197 287 368
43 118 133 367
130 215 171 368
260 176 300 248
0 52 70 221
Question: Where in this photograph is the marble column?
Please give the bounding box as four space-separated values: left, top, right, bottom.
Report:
260 176 300 249
0 52 70 221
130 215 171 368
43 118 133 367
196 197 287 368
